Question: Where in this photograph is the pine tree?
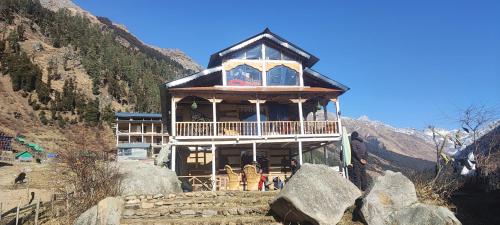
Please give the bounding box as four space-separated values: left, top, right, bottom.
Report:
83 98 100 125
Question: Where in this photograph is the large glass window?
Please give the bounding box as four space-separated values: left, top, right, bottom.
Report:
265 45 281 60
228 44 262 60
227 64 262 86
266 65 299 86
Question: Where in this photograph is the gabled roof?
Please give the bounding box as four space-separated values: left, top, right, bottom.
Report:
163 66 223 88
208 28 319 68
115 112 162 119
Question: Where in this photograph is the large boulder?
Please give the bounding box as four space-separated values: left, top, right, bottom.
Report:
270 164 362 225
387 203 462 225
74 197 124 225
361 170 461 225
361 170 418 225
119 161 182 196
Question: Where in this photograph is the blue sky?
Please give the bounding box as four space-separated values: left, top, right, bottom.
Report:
74 0 499 129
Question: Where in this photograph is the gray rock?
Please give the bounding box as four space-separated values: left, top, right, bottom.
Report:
388 203 461 225
361 170 418 225
119 161 182 196
270 164 362 225
202 209 218 217
361 170 461 225
180 209 196 216
73 197 124 225
122 209 135 217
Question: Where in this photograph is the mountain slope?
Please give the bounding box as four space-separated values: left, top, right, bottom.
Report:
0 0 199 151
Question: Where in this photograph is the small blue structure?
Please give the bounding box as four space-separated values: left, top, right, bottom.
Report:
117 143 151 161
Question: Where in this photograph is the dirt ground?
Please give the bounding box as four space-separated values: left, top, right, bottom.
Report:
0 161 58 211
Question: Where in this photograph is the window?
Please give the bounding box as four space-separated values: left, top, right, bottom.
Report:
226 64 262 86
265 45 295 61
265 45 281 60
266 65 299 86
227 44 262 60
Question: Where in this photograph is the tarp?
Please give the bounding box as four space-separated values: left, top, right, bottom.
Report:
27 143 44 152
341 126 352 167
15 151 33 159
16 137 27 144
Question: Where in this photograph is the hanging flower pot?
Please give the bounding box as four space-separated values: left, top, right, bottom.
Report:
191 101 198 110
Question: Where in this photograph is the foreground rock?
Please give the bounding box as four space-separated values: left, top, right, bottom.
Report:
361 170 461 225
119 161 182 196
271 164 362 225
74 197 124 225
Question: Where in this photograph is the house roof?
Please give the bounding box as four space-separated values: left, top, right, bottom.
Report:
208 28 319 68
303 67 350 92
117 143 151 149
115 112 162 119
169 86 343 94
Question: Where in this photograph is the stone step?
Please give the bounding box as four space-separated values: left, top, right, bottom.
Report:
125 196 274 209
121 215 281 225
123 204 270 219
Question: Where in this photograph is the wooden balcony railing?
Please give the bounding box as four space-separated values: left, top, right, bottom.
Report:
176 121 339 137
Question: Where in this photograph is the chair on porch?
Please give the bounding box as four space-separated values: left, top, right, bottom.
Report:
243 164 260 191
224 165 241 191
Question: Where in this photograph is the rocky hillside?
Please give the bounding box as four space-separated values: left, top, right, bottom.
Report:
0 0 198 151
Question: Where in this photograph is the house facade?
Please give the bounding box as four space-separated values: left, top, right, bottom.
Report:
115 112 168 159
159 29 349 190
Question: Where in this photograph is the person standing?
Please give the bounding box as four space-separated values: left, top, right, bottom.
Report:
350 131 368 191
290 158 301 177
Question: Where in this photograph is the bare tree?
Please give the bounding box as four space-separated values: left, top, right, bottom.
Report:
428 126 451 179
459 105 495 175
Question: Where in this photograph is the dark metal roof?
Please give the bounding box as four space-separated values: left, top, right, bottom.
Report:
115 112 162 119
117 143 151 149
208 28 319 68
303 67 350 92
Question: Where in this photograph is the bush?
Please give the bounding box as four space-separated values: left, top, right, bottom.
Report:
39 111 48 125
408 166 464 207
57 147 122 220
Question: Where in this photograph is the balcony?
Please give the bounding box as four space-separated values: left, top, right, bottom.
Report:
175 121 339 138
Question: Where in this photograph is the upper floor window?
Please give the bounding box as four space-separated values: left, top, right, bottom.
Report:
227 64 262 86
265 45 296 61
266 65 299 86
228 44 262 60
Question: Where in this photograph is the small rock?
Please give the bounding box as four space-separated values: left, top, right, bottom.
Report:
153 194 164 199
141 202 154 209
180 209 196 216
201 209 217 217
146 195 153 199
154 201 164 206
127 199 140 204
168 193 176 199
122 209 135 217
125 196 137 201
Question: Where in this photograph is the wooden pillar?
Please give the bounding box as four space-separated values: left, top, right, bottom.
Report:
333 98 342 135
171 145 176 172
252 142 257 162
171 97 178 137
141 122 144 143
298 141 303 165
249 100 266 136
211 144 216 191
291 98 306 135
209 98 222 136
128 122 131 143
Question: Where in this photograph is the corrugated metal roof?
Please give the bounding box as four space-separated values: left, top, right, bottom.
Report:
115 112 162 118
117 143 151 148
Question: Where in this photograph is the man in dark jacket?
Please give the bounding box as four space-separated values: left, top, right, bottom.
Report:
290 158 301 177
350 131 368 191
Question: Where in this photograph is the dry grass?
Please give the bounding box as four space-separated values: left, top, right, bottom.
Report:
409 167 463 208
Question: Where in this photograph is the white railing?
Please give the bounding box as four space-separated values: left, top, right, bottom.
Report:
304 121 339 134
176 122 214 136
176 121 339 137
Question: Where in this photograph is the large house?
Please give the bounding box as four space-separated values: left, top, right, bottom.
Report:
158 29 349 190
